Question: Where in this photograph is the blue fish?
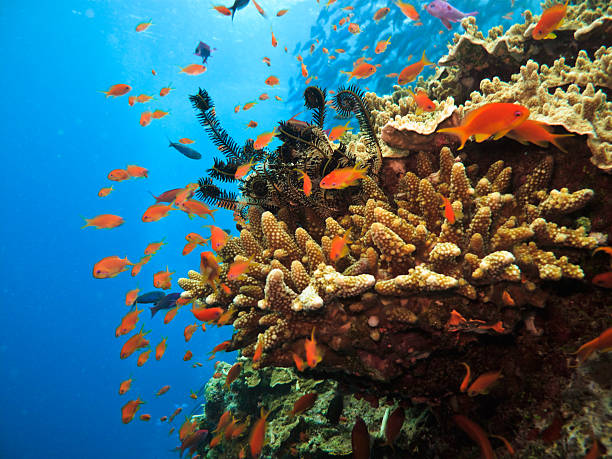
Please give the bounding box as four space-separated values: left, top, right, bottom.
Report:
229 0 249 20
194 41 215 64
135 291 166 304
150 292 181 317
169 140 202 160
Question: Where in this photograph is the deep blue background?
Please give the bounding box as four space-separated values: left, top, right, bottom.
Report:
0 0 537 457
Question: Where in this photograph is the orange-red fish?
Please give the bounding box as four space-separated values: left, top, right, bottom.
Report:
249 408 269 458
373 7 390 21
186 232 209 246
192 306 223 323
119 378 132 395
292 352 306 371
135 94 154 103
210 341 231 357
532 0 568 39
212 5 231 15
151 109 168 119
459 362 471 392
271 30 278 47
258 93 269 101
183 242 197 255
506 119 572 152
572 327 612 365
330 229 351 262
142 203 176 222
438 103 530 150
108 168 130 181
502 290 515 306
155 337 167 360
160 416 167 422
224 362 242 389
243 101 257 111
275 95 282 101
440 195 455 224
290 393 318 416
164 306 181 324
385 73 399 78
98 186 113 197
262 57 271 66
101 84 131 97
180 64 207 75
252 0 266 16
183 350 193 361
592 271 612 288
160 84 174 97
246 120 258 129
136 349 151 366
320 164 368 189
265 75 279 86
156 385 171 396
341 58 378 81
140 414 151 421
128 95 136 106
184 323 198 342
214 410 232 433
93 256 133 279
120 326 150 359
135 20 153 32
200 252 221 291
395 0 419 20
592 246 612 257
131 255 152 277
145 239 166 255
452 415 495 459
169 407 183 423
140 111 152 127
277 8 289 16
235 159 256 179
408 87 436 112
295 169 312 196
205 226 228 252
348 23 361 34
153 266 174 290
116 307 143 337
81 214 124 229
122 398 144 424
375 36 391 54
226 257 254 281
305 328 323 368
180 199 217 220
253 338 263 363
301 62 308 78
179 137 195 144
125 164 148 178
467 370 502 396
327 121 352 141
398 51 434 85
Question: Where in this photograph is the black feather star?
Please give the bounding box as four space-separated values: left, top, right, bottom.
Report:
195 177 239 211
303 86 327 128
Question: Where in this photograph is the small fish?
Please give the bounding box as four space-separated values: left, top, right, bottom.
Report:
408 87 436 112
253 338 263 363
265 75 279 86
502 290 515 306
169 407 183 423
593 271 612 288
183 350 193 361
305 328 323 368
301 62 308 78
533 0 568 40
212 5 232 16
153 266 174 290
93 256 133 279
459 362 471 392
235 159 256 179
183 242 197 255
151 109 168 119
136 349 151 366
140 414 151 421
140 111 152 127
385 73 399 78
572 326 612 365
186 232 209 245
274 95 282 101
180 64 207 75
228 0 250 20
227 256 254 281
246 120 258 129
352 418 370 459
254 127 277 149
194 41 215 64
108 168 130 181
438 103 530 150
120 326 150 359
224 362 242 389
340 58 379 81
160 84 174 97
192 306 223 322
295 169 312 196
348 23 361 34
258 93 269 101
200 252 221 291
135 94 154 103
398 51 434 85
135 290 165 304
135 20 153 32
262 57 271 66
125 164 148 178
115 308 143 337
327 121 352 141
502 12 513 20
252 0 266 17
271 29 278 47
373 7 390 21
169 140 202 159
395 0 419 20
100 84 131 97
142 203 176 223
98 186 113 197
249 407 269 459
375 36 392 54
184 323 198 342
385 407 405 446
452 415 495 459
440 195 455 224
81 214 124 229
243 101 257 111
506 119 572 152
145 240 166 255
121 398 145 424
330 229 351 262
290 393 318 417
320 164 368 189
179 138 195 144
164 306 181 324
425 0 477 30
155 337 167 360
150 188 182 203
180 200 217 220
277 8 289 16
467 370 502 396
119 378 132 395
150 293 181 318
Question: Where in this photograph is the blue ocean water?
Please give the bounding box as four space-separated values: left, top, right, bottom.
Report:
0 0 539 457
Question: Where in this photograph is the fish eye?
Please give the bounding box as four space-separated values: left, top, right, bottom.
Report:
514 110 523 117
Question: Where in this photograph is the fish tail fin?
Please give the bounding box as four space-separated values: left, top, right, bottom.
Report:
437 126 469 150
80 216 90 229
421 50 434 66
466 11 478 16
150 306 159 318
549 134 573 153
339 70 353 81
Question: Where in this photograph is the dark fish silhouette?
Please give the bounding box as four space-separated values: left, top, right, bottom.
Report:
194 41 216 64
135 291 165 304
229 0 249 20
169 140 202 160
150 292 181 317
326 392 343 425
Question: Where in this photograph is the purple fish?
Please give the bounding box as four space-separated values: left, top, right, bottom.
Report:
194 41 216 64
424 0 477 30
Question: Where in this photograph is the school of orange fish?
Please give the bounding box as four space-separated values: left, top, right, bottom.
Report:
93 1 610 457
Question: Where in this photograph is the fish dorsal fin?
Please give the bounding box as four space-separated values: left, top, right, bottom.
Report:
474 133 490 142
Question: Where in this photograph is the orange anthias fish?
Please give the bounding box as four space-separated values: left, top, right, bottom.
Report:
438 103 530 150
305 328 323 368
81 214 125 229
184 323 198 342
395 0 419 20
408 87 436 112
253 338 263 363
505 119 572 152
206 226 229 252
452 415 495 459
93 256 133 279
160 85 174 97
151 109 169 119
254 127 277 149
262 57 271 66
292 352 306 371
290 393 318 417
212 5 231 15
320 164 368 189
373 7 390 21
459 362 471 392
100 84 132 97
119 378 132 395
137 349 151 367
271 29 278 47
295 169 312 196
183 350 193 361
140 111 152 127
330 229 351 262
153 266 174 289
155 337 167 360
131 255 152 277
120 326 150 359
180 64 207 75
398 51 434 85
467 370 502 396
186 232 209 245
224 362 242 389
227 257 254 281
122 398 145 424
108 168 130 181
126 164 148 178
348 23 361 34
135 20 153 32
98 186 113 197
252 0 266 17
246 120 258 129
180 199 217 220
327 121 353 141
277 8 289 16
200 252 221 290
135 94 154 103
301 62 309 78
145 239 166 255
128 95 136 106
183 242 197 256
341 58 379 81
259 93 269 100
156 385 171 396
375 36 391 54
164 306 181 324
140 414 151 421
142 203 176 222
179 138 195 144
235 159 256 179
115 308 143 337
265 75 280 86
592 271 612 288
192 306 223 323
572 327 612 365
249 408 270 458
243 101 257 111
440 195 456 224
532 0 569 40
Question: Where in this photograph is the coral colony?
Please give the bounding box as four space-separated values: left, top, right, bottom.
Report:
173 3 610 458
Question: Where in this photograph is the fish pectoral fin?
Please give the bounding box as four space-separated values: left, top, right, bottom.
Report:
544 32 557 39
492 129 511 140
474 133 490 142
441 18 452 30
